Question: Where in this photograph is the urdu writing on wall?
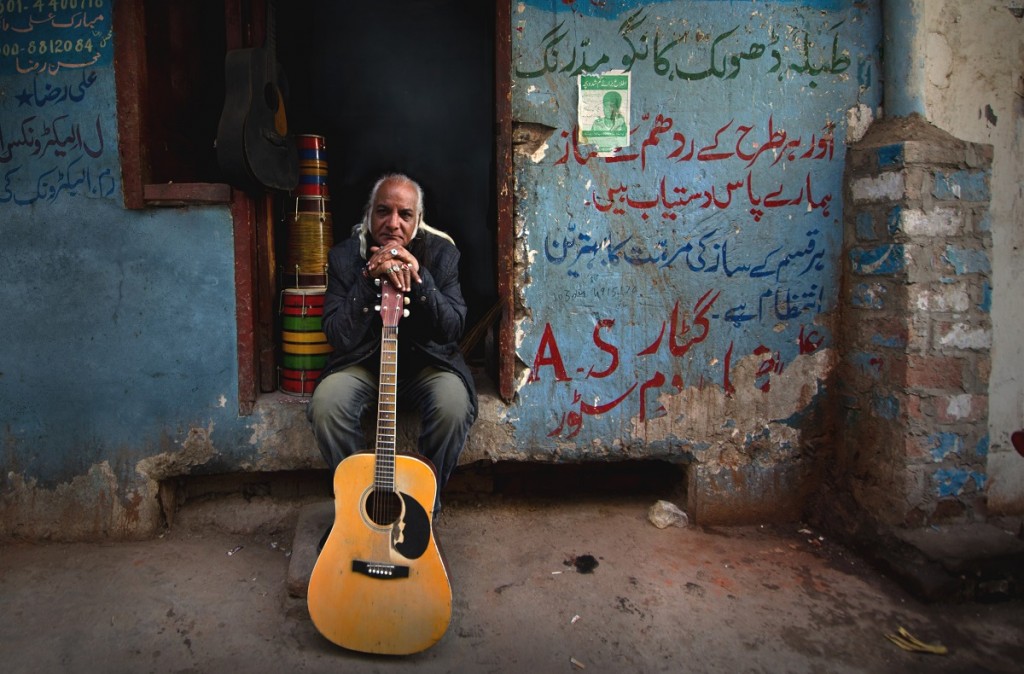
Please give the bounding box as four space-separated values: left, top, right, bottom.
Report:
512 1 881 447
0 0 117 205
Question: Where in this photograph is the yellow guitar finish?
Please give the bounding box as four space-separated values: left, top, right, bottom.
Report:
307 452 453 655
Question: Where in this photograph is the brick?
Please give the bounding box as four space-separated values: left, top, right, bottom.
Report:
902 139 969 166
905 393 929 422
906 355 964 390
979 281 992 313
849 244 906 276
855 211 876 241
933 169 990 202
851 171 905 203
974 208 992 234
936 322 992 351
853 315 909 350
908 283 970 313
942 245 991 275
886 206 902 236
897 207 962 238
875 144 904 169
935 394 986 424
850 282 887 309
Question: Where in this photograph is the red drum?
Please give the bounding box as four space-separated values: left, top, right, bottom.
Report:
278 286 332 397
296 134 328 170
280 287 325 317
278 367 322 397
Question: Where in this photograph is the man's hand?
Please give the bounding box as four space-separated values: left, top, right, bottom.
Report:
367 245 421 291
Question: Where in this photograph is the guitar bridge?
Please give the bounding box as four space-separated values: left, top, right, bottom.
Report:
352 560 410 580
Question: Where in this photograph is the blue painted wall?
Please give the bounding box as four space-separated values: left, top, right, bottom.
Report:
0 4 257 534
511 1 882 460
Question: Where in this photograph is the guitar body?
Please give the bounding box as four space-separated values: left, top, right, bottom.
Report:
215 2 298 192
307 452 453 655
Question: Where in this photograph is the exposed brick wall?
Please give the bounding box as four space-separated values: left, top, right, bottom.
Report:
839 115 993 527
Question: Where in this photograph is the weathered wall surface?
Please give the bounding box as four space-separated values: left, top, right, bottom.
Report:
510 0 882 521
920 1 1024 514
840 116 993 527
7 1 1018 539
0 4 325 539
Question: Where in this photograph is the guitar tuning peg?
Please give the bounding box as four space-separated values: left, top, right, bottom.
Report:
404 296 411 305
374 305 381 311
403 309 410 318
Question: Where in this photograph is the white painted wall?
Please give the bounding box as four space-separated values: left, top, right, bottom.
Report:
924 1 1024 513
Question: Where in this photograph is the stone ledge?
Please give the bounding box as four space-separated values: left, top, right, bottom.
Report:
250 378 517 473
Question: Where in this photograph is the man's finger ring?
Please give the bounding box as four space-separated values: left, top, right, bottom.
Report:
390 248 398 257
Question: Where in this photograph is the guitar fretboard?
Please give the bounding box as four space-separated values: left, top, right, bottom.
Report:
374 326 399 492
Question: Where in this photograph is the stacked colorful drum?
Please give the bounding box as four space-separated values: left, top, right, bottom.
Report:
279 287 332 396
279 134 334 397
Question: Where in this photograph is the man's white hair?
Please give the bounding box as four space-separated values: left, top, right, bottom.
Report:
354 173 454 258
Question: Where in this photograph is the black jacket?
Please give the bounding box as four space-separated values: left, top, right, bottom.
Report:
317 230 478 419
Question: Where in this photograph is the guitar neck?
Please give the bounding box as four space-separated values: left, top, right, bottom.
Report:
265 0 277 70
374 324 399 492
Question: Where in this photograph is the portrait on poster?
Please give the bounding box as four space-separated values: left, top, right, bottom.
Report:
578 72 630 154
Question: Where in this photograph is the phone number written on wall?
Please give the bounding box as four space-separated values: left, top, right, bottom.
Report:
0 0 108 76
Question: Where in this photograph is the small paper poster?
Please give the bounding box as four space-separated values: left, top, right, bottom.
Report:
578 72 630 154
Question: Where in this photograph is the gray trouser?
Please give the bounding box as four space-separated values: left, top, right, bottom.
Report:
306 364 473 511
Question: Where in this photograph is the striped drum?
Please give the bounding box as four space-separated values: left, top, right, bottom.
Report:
293 134 329 197
278 287 332 396
296 134 328 170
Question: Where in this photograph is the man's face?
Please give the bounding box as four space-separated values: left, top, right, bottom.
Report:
370 179 419 248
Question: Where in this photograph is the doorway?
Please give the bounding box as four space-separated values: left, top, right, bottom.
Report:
276 1 498 373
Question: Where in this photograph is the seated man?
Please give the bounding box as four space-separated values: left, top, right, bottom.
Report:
306 173 477 516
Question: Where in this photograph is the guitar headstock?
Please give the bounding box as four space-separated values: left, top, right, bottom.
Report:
377 279 408 328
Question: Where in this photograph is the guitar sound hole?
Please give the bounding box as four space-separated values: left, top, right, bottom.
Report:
366 489 402 526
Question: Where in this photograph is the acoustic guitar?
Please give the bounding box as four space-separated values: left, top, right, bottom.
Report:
307 281 453 655
216 0 299 192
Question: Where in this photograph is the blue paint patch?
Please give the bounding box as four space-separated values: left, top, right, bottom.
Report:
869 333 906 349
886 207 902 236
849 351 883 379
851 283 885 309
856 212 875 241
979 281 992 313
943 246 991 275
849 245 905 275
928 432 963 462
971 471 987 491
977 211 992 233
934 468 970 497
876 144 904 169
975 434 989 458
934 169 990 202
871 394 899 420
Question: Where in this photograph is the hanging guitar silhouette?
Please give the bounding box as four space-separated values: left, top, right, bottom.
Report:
307 280 452 655
216 0 299 192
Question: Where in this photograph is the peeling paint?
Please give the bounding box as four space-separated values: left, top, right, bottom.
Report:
1 463 159 540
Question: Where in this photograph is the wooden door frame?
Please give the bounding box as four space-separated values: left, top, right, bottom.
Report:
115 0 514 413
495 1 514 403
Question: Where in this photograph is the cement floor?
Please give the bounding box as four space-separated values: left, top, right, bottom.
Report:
2 492 1022 674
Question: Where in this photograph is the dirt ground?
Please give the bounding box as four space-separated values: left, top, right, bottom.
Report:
2 492 1023 674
